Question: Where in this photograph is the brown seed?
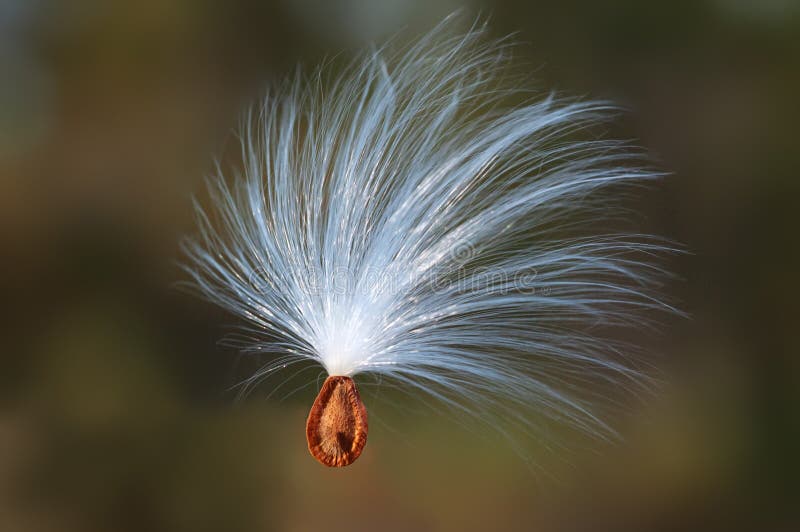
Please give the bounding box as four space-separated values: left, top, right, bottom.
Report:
306 376 368 467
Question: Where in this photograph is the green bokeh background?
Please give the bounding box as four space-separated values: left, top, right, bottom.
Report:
1 1 798 530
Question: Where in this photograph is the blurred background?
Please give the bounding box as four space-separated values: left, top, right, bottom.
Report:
1 1 798 530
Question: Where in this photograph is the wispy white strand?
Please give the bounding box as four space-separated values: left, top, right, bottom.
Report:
181 19 679 448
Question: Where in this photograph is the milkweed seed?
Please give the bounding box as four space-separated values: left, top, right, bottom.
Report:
306 376 368 467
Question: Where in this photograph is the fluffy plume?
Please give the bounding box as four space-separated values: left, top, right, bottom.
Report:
181 19 678 450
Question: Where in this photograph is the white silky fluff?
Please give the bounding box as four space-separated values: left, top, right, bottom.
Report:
182 21 678 445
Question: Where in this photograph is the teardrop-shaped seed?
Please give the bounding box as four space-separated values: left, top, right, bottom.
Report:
306 376 368 467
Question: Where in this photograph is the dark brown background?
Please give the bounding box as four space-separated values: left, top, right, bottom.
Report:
1 1 798 531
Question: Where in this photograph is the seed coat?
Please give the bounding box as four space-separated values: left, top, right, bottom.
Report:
306 376 368 467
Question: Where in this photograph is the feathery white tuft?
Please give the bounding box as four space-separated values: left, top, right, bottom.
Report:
182 20 678 445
